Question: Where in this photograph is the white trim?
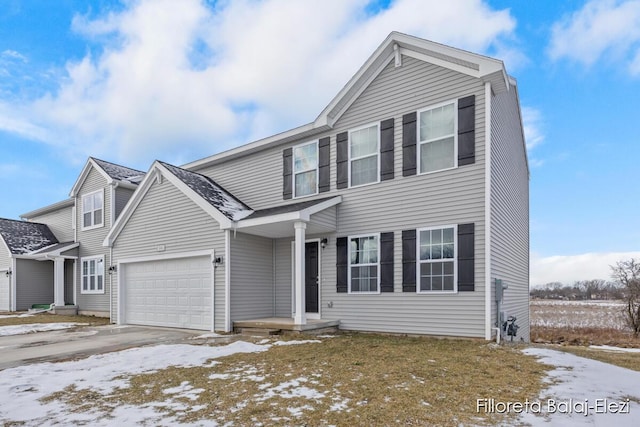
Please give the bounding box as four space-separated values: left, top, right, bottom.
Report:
290 240 295 318
73 259 77 306
115 250 216 327
80 255 105 294
290 238 322 319
416 224 458 294
348 122 380 188
20 198 74 220
417 99 458 175
292 140 319 199
484 81 493 340
11 257 16 311
80 188 105 231
347 233 381 295
210 249 216 332
110 183 115 229
224 230 231 332
70 158 113 198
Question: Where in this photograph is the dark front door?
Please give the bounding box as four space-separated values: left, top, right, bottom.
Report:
305 242 319 313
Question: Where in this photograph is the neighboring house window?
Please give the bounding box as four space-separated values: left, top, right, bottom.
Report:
293 141 318 197
349 234 379 293
418 226 456 292
82 190 104 229
349 124 379 186
81 257 104 294
418 102 456 173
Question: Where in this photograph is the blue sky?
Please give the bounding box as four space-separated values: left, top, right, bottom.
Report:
1 0 639 285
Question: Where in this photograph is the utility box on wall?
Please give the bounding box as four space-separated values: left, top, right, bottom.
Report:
495 278 508 302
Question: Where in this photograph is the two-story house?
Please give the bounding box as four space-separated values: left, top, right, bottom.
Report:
101 32 529 341
0 158 144 316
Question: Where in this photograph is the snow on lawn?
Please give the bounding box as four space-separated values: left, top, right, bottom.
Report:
530 300 628 329
519 348 640 426
589 345 640 353
0 341 268 426
0 313 33 319
0 323 86 336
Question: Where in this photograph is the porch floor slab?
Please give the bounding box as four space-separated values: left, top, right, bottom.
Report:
233 317 340 332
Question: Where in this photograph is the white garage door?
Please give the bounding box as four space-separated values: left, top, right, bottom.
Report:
0 273 9 312
123 256 212 330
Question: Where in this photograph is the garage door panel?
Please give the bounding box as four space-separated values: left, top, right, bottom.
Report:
124 256 212 330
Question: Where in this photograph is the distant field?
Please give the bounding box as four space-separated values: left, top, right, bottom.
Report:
530 299 627 330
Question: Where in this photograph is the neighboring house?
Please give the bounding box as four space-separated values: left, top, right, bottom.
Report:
103 32 530 341
5 158 145 316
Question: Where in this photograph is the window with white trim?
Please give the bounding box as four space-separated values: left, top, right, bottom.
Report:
293 141 318 197
349 124 379 186
82 190 104 229
349 234 379 293
419 102 456 173
81 257 104 294
418 226 456 292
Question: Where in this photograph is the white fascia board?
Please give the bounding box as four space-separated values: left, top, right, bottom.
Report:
299 196 342 217
20 198 74 220
233 212 304 229
70 158 113 197
30 242 80 257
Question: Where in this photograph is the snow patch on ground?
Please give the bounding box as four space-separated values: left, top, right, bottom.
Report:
589 345 640 353
519 348 640 426
0 323 86 336
256 377 325 401
190 332 222 339
0 341 268 425
0 313 33 319
272 340 321 346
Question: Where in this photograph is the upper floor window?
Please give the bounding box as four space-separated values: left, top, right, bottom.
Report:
349 124 379 187
418 226 456 292
81 256 104 294
293 141 318 197
349 234 379 293
82 189 103 230
419 102 456 174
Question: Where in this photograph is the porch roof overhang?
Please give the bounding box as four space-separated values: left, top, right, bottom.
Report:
226 196 342 238
17 242 79 261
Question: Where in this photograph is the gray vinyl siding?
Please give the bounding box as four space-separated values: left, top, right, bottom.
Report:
490 85 530 341
15 259 53 310
110 175 226 330
76 167 111 313
274 238 292 317
115 187 135 219
229 232 274 321
195 56 487 337
64 259 75 305
26 206 74 243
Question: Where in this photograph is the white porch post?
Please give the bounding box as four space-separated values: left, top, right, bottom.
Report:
53 257 65 307
294 221 307 325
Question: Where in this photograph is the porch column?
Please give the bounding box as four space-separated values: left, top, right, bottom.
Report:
294 221 307 325
53 257 65 307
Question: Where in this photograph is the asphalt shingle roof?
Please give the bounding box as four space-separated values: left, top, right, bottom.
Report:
243 196 337 220
0 218 59 255
92 158 146 185
159 162 253 221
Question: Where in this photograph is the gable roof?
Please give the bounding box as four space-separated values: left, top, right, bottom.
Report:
183 31 510 171
0 218 59 255
70 157 146 197
20 198 74 220
104 161 254 247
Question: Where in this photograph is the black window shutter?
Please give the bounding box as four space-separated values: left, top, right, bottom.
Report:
318 137 330 193
402 112 417 176
380 232 394 292
457 223 475 291
336 132 348 189
336 237 348 293
402 229 416 292
458 95 475 166
380 119 394 181
283 148 293 199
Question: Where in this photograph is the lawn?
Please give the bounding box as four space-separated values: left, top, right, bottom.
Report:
40 334 550 426
0 312 110 327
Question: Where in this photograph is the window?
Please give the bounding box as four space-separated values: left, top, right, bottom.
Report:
418 226 456 292
82 190 104 229
293 141 318 197
349 124 379 186
419 102 456 173
349 235 379 293
81 257 104 294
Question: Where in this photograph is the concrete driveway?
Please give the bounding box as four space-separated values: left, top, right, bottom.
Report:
0 325 205 370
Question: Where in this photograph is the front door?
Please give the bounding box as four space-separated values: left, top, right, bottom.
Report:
305 241 319 313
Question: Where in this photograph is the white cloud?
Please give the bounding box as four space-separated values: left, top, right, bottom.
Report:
521 106 544 167
0 0 517 167
549 0 640 75
1 50 27 62
531 251 640 286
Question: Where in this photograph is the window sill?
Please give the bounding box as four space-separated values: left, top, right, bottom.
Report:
417 165 458 176
81 223 104 232
80 290 105 295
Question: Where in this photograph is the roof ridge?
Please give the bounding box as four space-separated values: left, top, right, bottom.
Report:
91 156 146 174
0 217 50 227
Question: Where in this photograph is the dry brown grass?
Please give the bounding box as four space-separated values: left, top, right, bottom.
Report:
531 325 639 347
0 313 110 327
43 334 551 426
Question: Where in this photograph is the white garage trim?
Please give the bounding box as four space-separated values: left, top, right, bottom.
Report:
116 250 215 331
225 230 231 332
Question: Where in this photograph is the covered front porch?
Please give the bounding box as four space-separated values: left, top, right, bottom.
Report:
226 196 341 331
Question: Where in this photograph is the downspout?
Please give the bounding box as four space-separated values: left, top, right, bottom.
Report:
272 239 276 317
484 81 493 341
